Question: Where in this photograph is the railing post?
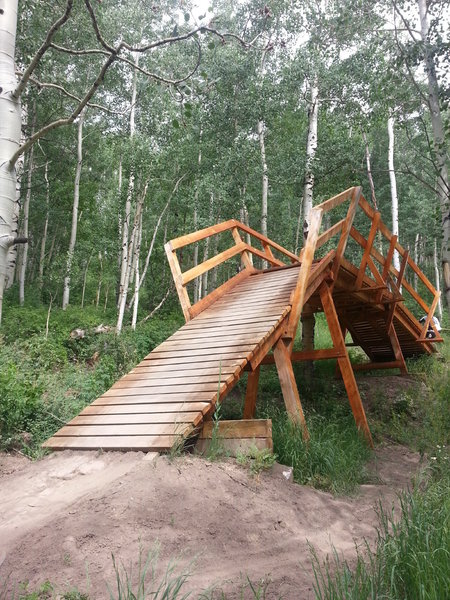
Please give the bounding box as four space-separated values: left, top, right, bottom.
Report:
285 207 323 341
330 186 361 286
231 226 253 269
164 241 192 322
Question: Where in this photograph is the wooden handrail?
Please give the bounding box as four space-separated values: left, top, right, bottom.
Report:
165 185 440 341
165 218 301 322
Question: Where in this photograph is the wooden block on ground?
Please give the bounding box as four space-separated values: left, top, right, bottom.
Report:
195 419 273 456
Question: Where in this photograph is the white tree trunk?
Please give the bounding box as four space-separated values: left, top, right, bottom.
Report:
296 78 319 254
62 108 85 309
434 238 443 320
0 0 22 323
414 232 420 291
201 192 214 298
81 252 92 308
193 207 199 303
257 119 269 240
118 55 139 309
388 115 401 273
417 0 450 313
19 107 36 305
131 217 142 330
5 150 22 289
96 251 103 307
116 179 147 334
300 78 319 372
362 130 378 210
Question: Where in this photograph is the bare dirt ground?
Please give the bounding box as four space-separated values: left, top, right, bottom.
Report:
0 445 421 599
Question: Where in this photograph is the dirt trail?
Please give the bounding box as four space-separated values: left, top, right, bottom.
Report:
0 445 420 599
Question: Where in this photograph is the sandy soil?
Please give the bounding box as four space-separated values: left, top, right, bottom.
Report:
0 445 421 599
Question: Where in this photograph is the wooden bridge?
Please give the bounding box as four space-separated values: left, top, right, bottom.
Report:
43 187 442 452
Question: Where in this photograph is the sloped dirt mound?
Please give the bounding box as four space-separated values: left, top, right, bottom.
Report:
0 445 420 599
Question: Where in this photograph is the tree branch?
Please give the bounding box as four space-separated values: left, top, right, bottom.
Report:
49 42 109 57
84 0 248 53
10 54 116 165
23 75 119 114
116 38 202 86
13 0 74 99
83 0 116 53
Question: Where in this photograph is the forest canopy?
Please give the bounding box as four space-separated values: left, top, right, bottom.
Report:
0 0 448 327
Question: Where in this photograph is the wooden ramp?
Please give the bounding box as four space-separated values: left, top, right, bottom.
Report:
44 186 442 452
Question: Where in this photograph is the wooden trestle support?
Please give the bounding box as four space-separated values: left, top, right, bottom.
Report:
43 186 442 452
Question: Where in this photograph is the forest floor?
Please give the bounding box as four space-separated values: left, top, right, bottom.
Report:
0 442 422 599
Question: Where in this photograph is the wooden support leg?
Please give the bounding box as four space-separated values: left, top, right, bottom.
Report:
273 339 310 441
335 324 347 380
388 324 408 375
320 284 374 447
243 365 260 419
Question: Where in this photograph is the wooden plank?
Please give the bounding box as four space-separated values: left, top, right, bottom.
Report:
69 412 201 426
316 219 345 248
181 242 246 285
315 187 355 213
382 234 397 281
164 244 191 321
243 366 260 419
139 355 247 367
81 402 210 414
170 326 272 341
196 437 272 456
418 291 440 341
219 287 295 301
261 347 344 365
168 219 236 250
155 336 264 351
331 186 361 284
210 295 292 309
245 244 285 267
109 382 228 394
286 207 323 340
146 348 254 359
54 423 192 437
200 419 271 439
320 283 373 447
116 373 231 385
232 227 253 269
355 211 381 289
97 391 215 401
236 222 300 262
43 435 185 451
273 338 309 440
131 366 239 378
188 268 253 319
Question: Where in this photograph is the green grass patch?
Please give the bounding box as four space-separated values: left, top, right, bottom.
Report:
311 466 450 600
271 409 372 495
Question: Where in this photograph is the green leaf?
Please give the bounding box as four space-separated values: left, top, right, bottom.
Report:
172 119 180 129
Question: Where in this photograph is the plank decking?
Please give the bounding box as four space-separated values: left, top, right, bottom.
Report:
43 266 303 451
43 186 442 453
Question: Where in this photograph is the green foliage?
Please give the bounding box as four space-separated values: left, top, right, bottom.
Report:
272 411 372 495
311 469 450 600
0 362 42 445
0 305 180 456
370 337 450 454
236 445 277 476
